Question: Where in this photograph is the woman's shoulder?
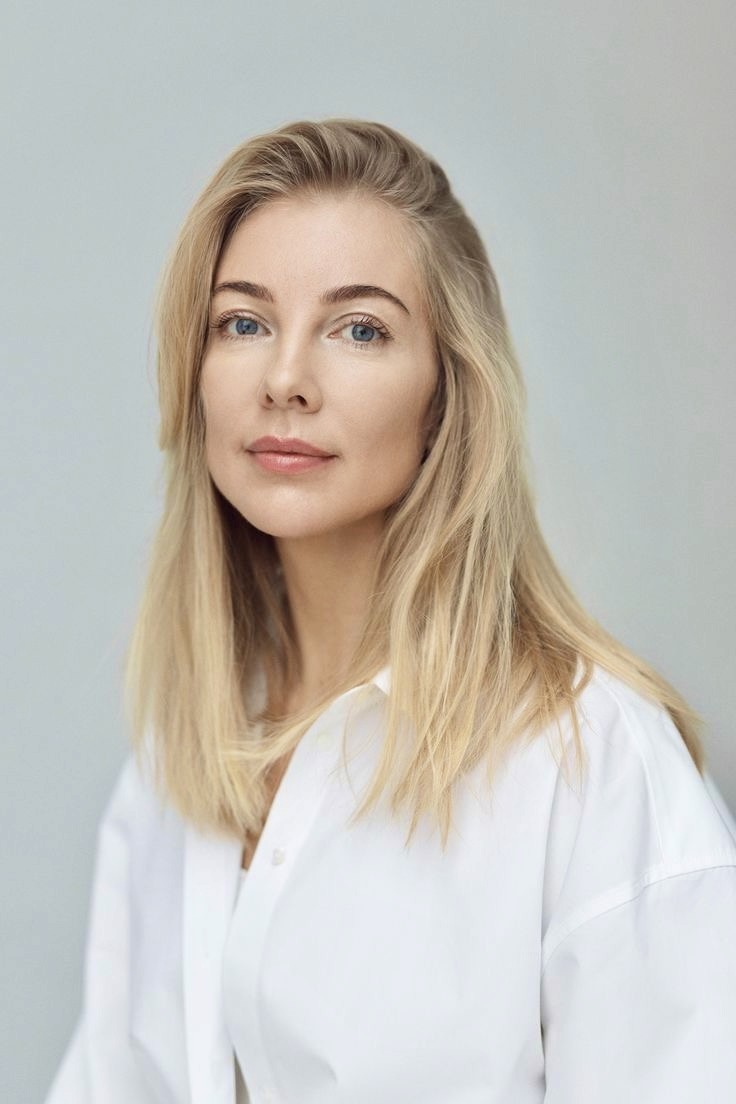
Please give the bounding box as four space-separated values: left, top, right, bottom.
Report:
539 662 736 958
571 663 735 857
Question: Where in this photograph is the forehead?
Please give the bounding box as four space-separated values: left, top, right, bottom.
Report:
215 193 422 307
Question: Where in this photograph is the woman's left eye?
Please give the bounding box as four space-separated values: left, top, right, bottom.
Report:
337 316 392 349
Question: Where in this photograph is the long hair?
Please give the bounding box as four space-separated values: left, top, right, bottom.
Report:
123 117 706 850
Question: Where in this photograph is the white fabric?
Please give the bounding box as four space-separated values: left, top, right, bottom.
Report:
234 870 251 1104
43 662 736 1104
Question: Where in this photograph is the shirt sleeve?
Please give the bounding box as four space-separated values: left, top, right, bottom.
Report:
43 754 155 1104
540 863 736 1102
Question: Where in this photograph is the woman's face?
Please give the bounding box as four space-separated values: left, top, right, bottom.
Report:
200 192 439 542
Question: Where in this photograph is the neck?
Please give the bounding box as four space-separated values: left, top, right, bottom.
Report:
274 517 383 697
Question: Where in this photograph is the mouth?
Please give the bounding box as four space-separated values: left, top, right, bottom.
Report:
247 436 335 458
247 450 336 474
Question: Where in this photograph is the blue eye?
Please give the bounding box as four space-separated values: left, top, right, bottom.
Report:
340 315 391 349
350 322 377 342
232 317 259 336
210 313 262 340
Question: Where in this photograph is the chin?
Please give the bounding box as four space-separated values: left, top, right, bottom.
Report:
237 511 345 540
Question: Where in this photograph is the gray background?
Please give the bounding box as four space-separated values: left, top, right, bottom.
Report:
2 2 734 1100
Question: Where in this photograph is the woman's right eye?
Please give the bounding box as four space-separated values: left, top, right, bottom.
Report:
211 313 263 340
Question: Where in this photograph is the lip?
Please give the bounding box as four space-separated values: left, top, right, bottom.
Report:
247 435 335 458
248 451 335 474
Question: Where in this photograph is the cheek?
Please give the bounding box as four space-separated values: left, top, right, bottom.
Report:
354 389 429 460
201 366 241 450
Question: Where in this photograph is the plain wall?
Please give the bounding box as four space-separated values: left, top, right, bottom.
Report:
1 2 734 1100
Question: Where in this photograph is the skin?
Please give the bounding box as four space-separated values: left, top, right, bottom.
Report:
200 191 438 704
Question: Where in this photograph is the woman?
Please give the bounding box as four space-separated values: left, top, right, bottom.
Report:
45 118 736 1103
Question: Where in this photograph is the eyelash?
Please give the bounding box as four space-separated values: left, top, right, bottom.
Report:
209 311 392 351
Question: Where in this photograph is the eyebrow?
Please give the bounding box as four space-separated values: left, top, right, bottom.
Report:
211 280 410 316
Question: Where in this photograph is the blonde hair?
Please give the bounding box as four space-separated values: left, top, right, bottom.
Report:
123 117 706 850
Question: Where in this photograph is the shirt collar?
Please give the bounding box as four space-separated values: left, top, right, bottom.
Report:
371 663 392 696
250 660 391 709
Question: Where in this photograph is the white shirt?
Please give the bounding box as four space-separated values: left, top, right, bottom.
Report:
45 662 736 1104
233 869 251 1104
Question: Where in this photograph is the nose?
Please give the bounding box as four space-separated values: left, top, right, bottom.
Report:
257 334 321 410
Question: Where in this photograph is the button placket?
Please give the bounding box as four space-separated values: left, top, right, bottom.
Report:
223 697 355 1103
224 684 383 1104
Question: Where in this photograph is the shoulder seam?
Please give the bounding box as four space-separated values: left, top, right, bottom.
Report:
541 857 736 975
587 669 667 861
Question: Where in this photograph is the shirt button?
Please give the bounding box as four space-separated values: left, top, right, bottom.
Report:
271 847 286 865
316 731 330 747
